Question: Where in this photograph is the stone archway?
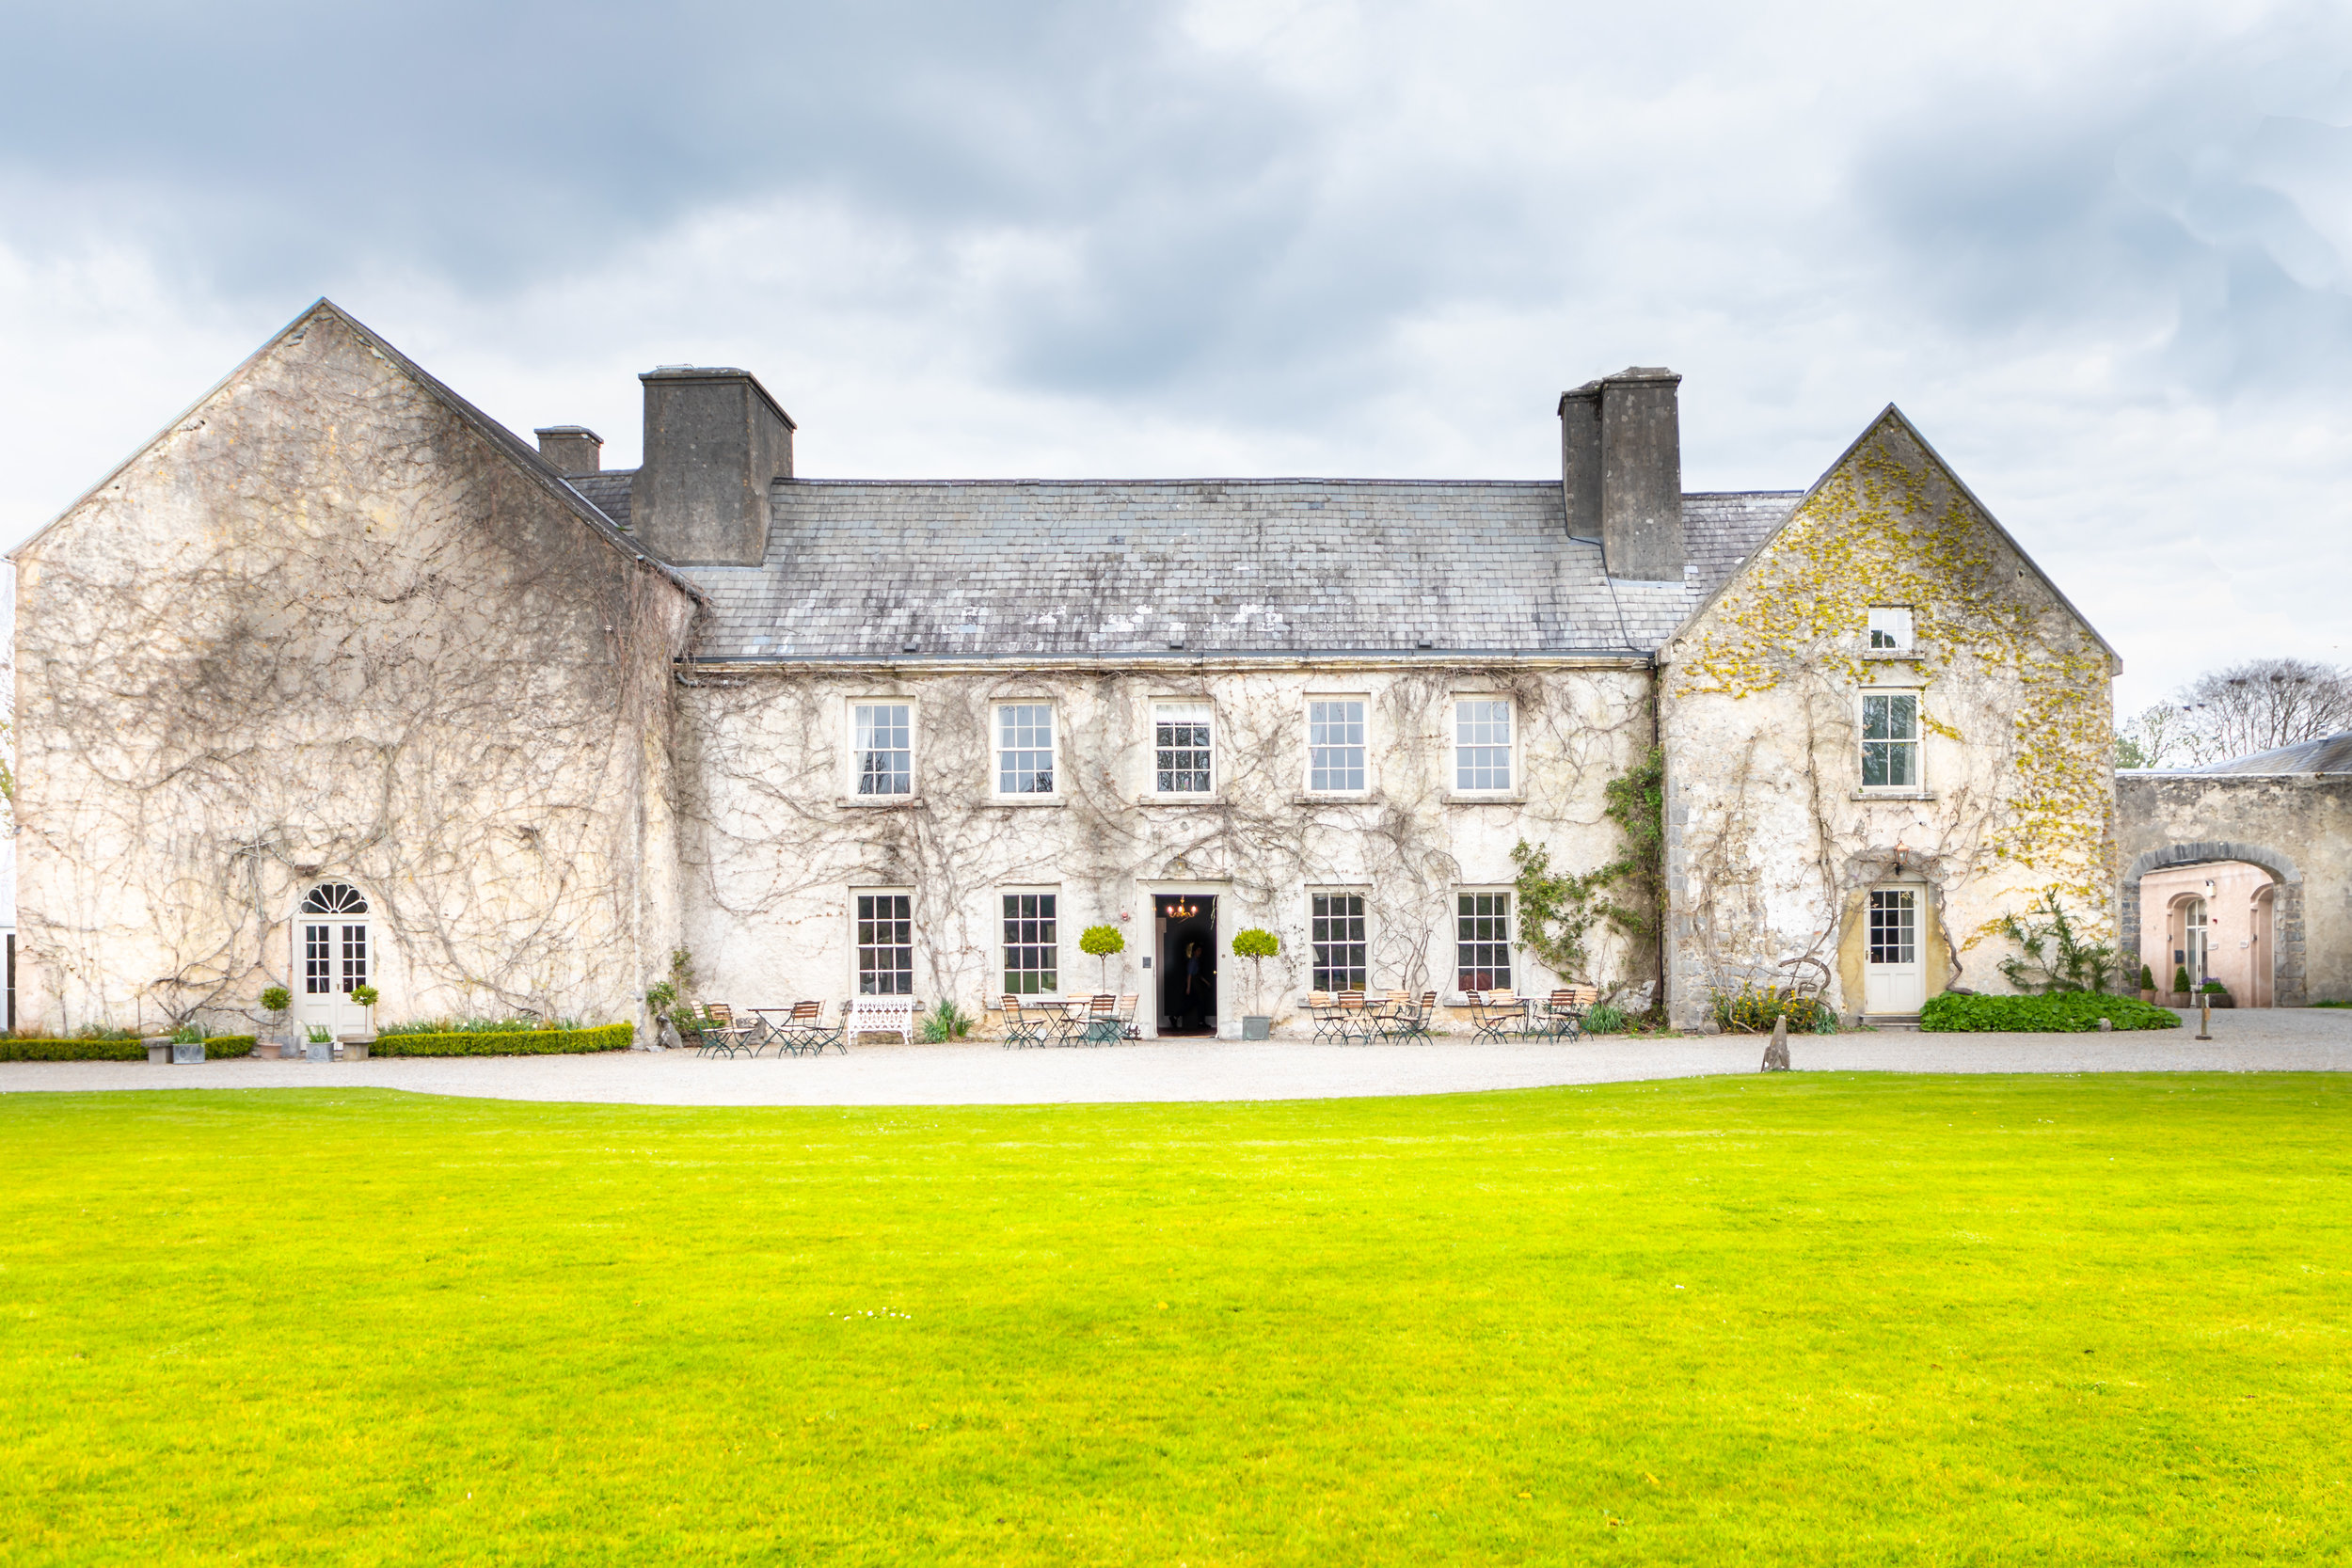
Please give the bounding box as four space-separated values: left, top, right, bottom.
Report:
2120 840 2304 1008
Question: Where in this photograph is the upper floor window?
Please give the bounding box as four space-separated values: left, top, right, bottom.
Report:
853 704 912 796
1454 699 1513 792
1154 702 1214 794
1861 692 1919 788
856 893 914 994
996 704 1056 795
1308 700 1366 792
1867 607 1915 651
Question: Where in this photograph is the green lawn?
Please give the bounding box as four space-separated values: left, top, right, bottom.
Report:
3 1076 2347 1565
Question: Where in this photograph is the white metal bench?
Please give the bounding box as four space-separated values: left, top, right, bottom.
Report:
842 996 916 1046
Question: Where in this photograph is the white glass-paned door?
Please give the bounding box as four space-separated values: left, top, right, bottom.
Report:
1864 887 1924 1014
294 883 373 1037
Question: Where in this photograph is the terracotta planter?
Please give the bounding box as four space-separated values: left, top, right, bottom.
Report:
2138 989 2155 1005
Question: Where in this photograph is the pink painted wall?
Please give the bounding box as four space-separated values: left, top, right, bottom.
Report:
2138 862 2278 1005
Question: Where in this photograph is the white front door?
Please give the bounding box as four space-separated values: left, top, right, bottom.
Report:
1864 887 1925 1014
294 883 373 1036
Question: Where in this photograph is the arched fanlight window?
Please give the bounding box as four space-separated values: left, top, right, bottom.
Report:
300 882 369 915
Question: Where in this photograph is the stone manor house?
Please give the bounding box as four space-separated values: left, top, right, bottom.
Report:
9 301 2124 1037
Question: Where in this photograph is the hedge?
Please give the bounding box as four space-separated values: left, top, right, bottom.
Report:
0 1034 257 1061
1919 992 2181 1033
370 1023 633 1057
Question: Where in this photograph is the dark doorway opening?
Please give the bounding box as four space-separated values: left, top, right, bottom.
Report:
1155 894 1218 1035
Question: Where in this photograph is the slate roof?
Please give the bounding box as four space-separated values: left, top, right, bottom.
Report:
2124 731 2352 777
567 474 1796 661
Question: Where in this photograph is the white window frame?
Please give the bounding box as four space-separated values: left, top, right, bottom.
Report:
1309 889 1371 992
852 888 916 996
1867 606 1915 652
993 701 1059 800
1151 700 1216 798
1454 888 1514 993
848 699 914 800
1859 689 1922 791
999 887 1061 998
1451 697 1517 795
1305 696 1370 796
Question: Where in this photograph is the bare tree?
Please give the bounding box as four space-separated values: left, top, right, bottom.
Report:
2124 658 2352 768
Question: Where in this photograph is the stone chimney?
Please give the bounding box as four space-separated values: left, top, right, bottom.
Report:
533 425 603 474
628 366 796 567
1558 366 1686 582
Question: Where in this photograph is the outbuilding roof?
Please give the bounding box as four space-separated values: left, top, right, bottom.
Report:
2124 731 2352 778
556 473 1796 661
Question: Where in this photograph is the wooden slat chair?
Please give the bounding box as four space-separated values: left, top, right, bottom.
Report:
1000 995 1048 1050
683 1002 756 1057
779 999 843 1055
1376 989 1431 1042
1465 990 1526 1044
1307 990 1345 1043
1535 985 1600 1043
1335 990 1379 1045
1116 994 1140 1040
1084 993 1120 1047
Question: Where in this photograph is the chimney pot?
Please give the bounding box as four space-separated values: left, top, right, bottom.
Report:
533 425 603 474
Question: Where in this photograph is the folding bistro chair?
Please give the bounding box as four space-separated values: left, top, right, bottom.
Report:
684 1003 757 1056
1116 994 1140 1040
1000 995 1048 1050
782 999 844 1055
1307 990 1344 1043
1335 990 1379 1045
1084 994 1121 1047
1535 985 1598 1043
1375 990 1425 1042
1466 990 1526 1044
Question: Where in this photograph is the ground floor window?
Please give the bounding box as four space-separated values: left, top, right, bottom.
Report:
857 894 914 994
1003 893 1057 994
1456 893 1511 991
1311 893 1367 991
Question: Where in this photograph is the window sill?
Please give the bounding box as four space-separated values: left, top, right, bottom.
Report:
1136 794 1222 807
1861 648 1929 661
985 796 1068 808
1444 791 1527 805
1851 789 1936 801
1293 792 1375 804
838 794 921 808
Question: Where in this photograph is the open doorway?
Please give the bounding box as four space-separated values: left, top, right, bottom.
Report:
1155 894 1218 1035
2141 860 2280 1006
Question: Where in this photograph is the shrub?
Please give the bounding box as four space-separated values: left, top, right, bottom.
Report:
351 984 379 1009
0 1034 255 1061
919 1002 974 1043
1919 992 2181 1033
378 1016 579 1037
169 1023 204 1045
2137 965 2156 993
2313 999 2351 1009
2199 980 2229 996
370 1023 633 1057
1583 1004 1627 1035
1231 928 1279 1014
260 986 292 1016
1994 895 2116 993
1708 982 1829 1035
2174 965 2193 994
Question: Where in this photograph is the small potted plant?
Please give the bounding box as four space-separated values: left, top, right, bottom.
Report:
1231 927 1279 1039
2137 965 2156 1006
304 1022 334 1062
2172 964 2193 1008
168 1022 206 1065
2200 979 2234 1010
1079 925 1125 992
258 986 293 1059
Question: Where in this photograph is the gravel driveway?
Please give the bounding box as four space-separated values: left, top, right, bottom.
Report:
4 1006 2345 1106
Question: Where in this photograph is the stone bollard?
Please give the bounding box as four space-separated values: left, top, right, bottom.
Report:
144 1036 172 1065
1761 1016 1791 1071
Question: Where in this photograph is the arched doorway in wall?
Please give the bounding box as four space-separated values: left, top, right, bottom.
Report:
294 882 373 1037
2124 846 2299 1007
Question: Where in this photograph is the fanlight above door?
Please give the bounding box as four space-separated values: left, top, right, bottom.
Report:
300 882 369 915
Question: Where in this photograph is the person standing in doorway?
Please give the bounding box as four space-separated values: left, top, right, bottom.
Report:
1184 941 1205 1030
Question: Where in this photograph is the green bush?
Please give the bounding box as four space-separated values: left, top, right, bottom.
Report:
2312 1000 2351 1009
378 1016 581 1037
918 1002 974 1043
0 1034 255 1062
1919 992 2180 1033
1583 1004 1627 1035
370 1023 633 1057
1708 982 1830 1034
2137 965 2155 992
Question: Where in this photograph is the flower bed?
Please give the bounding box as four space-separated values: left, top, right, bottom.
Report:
370 1023 633 1057
1919 993 2181 1033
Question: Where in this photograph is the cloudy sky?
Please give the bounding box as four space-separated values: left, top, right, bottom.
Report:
3 0 2347 711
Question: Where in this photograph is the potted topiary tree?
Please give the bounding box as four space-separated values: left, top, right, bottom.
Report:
1232 928 1279 1039
2137 965 2156 1005
346 984 379 1059
1079 925 1125 993
259 986 293 1059
2172 964 2194 1008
